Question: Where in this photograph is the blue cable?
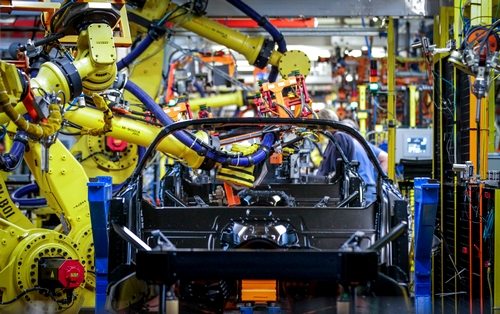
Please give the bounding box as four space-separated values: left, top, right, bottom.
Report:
125 80 274 167
0 124 6 141
361 17 372 59
226 0 287 82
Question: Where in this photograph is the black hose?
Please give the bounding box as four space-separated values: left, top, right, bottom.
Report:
238 189 295 207
0 287 51 305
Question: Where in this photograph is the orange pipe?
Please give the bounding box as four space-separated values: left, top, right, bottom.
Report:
164 61 177 103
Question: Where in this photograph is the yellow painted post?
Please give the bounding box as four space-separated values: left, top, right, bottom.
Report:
409 85 417 127
469 0 492 179
358 85 368 136
469 4 491 314
471 0 491 24
387 17 396 181
490 85 496 152
480 95 489 180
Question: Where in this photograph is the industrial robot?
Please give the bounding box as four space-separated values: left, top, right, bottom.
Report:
69 0 309 187
0 0 311 311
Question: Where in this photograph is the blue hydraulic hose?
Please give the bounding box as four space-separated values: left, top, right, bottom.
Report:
225 0 286 82
361 17 372 59
225 0 286 52
267 64 280 83
0 132 27 172
11 183 47 207
119 2 287 82
117 34 155 71
193 81 206 97
1 142 25 171
124 80 274 166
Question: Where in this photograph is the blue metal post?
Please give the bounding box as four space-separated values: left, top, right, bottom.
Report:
267 304 281 314
414 177 440 314
88 176 113 314
239 304 254 314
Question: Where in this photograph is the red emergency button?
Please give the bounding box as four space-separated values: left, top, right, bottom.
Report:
106 136 128 152
57 260 85 289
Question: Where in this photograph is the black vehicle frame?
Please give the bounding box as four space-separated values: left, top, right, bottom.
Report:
107 118 409 313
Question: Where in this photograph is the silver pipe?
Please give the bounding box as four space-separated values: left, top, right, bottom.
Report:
173 28 382 37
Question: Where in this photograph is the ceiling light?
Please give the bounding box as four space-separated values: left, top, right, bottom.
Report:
371 47 387 58
348 50 362 58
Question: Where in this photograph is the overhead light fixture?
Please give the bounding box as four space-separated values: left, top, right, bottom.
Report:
345 73 353 82
371 47 387 58
348 50 362 58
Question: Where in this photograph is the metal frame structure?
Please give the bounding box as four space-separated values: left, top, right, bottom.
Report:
106 117 409 313
431 1 500 313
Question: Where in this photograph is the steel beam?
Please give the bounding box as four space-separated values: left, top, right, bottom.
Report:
387 17 396 181
173 27 382 37
204 0 451 17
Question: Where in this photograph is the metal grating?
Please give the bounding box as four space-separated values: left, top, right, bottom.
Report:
432 60 467 313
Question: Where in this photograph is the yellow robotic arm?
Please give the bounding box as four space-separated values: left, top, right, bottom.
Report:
189 90 248 112
0 3 126 310
0 1 120 126
0 2 295 310
127 0 311 77
0 24 116 125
